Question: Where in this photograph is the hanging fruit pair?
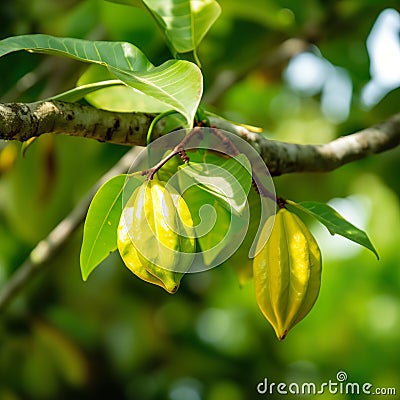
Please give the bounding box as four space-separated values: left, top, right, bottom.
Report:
253 208 322 340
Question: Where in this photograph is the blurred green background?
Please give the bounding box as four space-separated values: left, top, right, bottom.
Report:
0 1 399 399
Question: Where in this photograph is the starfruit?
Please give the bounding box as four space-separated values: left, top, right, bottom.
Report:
117 179 195 293
118 219 170 291
253 208 322 340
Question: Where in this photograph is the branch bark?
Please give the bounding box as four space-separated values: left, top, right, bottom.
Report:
213 115 400 175
1 101 400 176
0 101 156 145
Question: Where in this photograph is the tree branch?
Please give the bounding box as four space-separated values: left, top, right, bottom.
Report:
1 101 400 175
0 147 142 312
0 101 156 145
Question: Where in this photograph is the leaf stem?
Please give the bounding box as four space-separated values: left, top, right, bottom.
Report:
146 110 179 169
146 110 177 147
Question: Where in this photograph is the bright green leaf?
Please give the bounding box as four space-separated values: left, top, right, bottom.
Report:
76 65 170 112
108 60 202 125
80 174 142 281
179 153 252 215
107 0 221 56
186 148 229 165
221 186 262 286
286 200 379 259
0 34 202 125
182 185 232 265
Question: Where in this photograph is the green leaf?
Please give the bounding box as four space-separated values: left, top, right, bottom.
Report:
108 60 202 125
179 153 252 215
0 34 152 69
186 148 229 165
80 174 142 281
222 186 262 286
107 0 221 56
76 65 170 112
182 185 232 265
0 34 202 125
286 200 379 259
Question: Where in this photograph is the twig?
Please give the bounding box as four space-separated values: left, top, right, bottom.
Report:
0 146 142 312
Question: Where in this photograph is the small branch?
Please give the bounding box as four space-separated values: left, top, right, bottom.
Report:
0 100 158 145
0 147 142 312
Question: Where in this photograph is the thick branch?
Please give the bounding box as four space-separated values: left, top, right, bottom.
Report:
1 101 400 175
0 101 156 145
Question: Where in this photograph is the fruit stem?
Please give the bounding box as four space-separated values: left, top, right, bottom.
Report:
276 197 287 209
145 127 203 180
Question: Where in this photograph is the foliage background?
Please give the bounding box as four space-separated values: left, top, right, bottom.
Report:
0 1 399 399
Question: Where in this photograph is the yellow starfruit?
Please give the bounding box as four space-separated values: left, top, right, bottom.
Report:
254 208 322 340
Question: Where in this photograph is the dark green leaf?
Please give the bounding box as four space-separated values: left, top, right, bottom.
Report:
286 200 379 259
0 34 152 69
0 34 202 125
80 174 142 281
